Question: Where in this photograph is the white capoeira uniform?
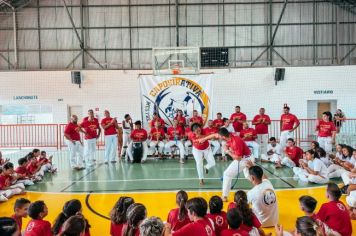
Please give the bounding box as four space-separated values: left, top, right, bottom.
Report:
280 130 293 148
101 117 118 162
293 158 329 184
165 127 185 160
83 138 97 165
184 139 192 156
318 136 333 153
327 156 353 178
222 134 254 198
316 120 336 153
261 143 282 163
280 113 299 148
257 134 268 158
121 120 132 158
346 189 356 208
65 140 84 169
0 182 25 201
148 127 165 155
148 140 165 154
81 117 100 165
209 140 220 156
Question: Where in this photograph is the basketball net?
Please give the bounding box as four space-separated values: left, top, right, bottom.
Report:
171 64 181 75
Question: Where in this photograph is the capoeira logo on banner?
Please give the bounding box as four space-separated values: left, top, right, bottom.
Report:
139 75 213 128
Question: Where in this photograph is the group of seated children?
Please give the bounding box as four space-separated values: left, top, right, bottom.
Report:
0 149 55 202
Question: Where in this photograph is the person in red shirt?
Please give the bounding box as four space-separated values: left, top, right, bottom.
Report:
167 190 190 232
57 215 87 236
316 111 336 153
110 196 135 236
277 138 303 168
204 120 220 157
15 157 35 186
189 124 216 185
101 110 119 164
11 198 31 236
198 128 251 201
220 208 249 236
275 216 324 236
122 203 147 236
252 108 271 157
227 190 266 236
0 162 25 201
148 121 166 159
280 105 300 148
240 122 259 159
24 201 52 236
81 109 101 167
52 199 91 236
316 183 352 236
165 120 185 164
164 197 216 236
38 151 56 173
26 154 45 181
207 196 228 236
190 110 204 126
174 110 186 130
127 121 148 163
229 106 247 134
213 113 224 129
64 115 85 170
149 112 165 129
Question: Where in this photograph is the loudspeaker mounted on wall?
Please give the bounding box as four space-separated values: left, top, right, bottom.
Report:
274 68 285 85
71 71 82 88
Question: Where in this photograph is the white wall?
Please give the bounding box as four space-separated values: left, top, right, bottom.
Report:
0 65 355 124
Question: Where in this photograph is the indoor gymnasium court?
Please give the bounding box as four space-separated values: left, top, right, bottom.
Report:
0 1 356 236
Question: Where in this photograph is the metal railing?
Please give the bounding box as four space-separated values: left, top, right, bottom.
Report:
1 119 355 149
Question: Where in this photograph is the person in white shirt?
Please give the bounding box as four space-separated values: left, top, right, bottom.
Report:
261 137 282 163
293 149 329 184
340 150 356 187
221 118 235 161
328 145 353 179
121 114 133 159
247 165 278 227
316 147 332 167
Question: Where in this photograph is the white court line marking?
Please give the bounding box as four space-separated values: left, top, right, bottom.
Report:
37 176 297 184
161 167 197 170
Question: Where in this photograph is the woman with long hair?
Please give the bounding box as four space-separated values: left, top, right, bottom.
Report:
122 203 147 236
110 197 134 236
167 190 190 232
275 216 324 236
315 111 336 153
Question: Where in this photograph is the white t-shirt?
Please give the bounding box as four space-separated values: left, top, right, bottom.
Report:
122 120 132 134
267 143 282 156
247 179 279 227
308 158 328 178
348 156 356 167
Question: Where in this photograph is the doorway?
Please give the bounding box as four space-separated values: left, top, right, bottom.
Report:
317 102 331 119
307 100 337 119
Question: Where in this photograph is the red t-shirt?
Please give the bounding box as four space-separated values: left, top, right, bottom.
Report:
185 127 192 137
26 162 39 175
280 113 299 131
172 218 216 236
150 117 165 128
0 174 11 190
239 128 257 141
130 129 148 142
317 201 352 236
11 214 22 234
150 127 165 141
317 120 336 137
167 208 191 231
189 132 210 150
203 127 218 136
101 117 117 136
64 122 81 141
190 116 204 125
15 166 30 178
252 115 271 134
206 212 228 236
81 118 100 139
174 116 186 128
285 146 303 166
226 202 261 232
226 134 251 158
167 127 184 141
230 113 247 132
24 219 53 236
221 228 249 236
38 156 49 164
213 119 224 129
110 222 124 236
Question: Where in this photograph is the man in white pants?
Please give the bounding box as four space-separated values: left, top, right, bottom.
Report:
203 120 220 156
252 108 271 156
64 115 85 170
165 120 185 164
101 110 119 164
198 128 252 201
280 105 300 148
121 114 133 159
148 121 165 158
240 122 260 159
261 137 282 164
81 109 101 167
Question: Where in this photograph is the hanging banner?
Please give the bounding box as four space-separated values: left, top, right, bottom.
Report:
139 74 213 128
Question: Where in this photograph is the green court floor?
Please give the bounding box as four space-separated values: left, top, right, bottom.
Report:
2 150 340 193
